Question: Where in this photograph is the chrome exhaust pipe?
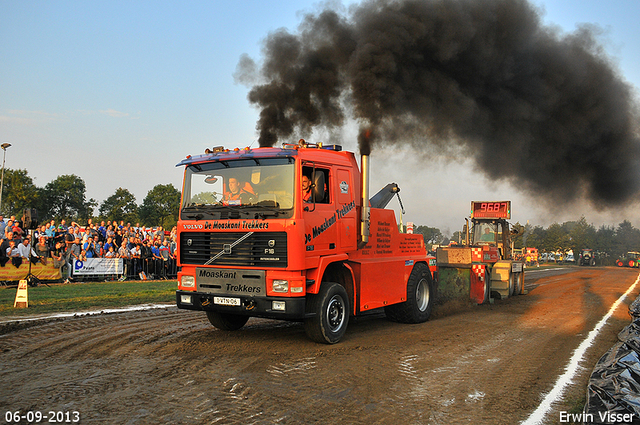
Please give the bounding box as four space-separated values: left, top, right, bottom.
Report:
360 153 370 248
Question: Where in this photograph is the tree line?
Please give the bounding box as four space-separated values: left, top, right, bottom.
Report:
413 217 640 259
1 169 180 228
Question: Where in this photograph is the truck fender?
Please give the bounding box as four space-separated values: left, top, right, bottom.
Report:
306 254 349 295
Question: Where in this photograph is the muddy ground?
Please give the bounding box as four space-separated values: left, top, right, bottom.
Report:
0 267 638 424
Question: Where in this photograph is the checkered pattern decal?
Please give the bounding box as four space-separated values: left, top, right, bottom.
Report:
472 264 485 281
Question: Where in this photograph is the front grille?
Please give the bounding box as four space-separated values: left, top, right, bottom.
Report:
180 232 288 268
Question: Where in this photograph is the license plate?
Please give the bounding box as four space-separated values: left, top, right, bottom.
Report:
214 297 241 306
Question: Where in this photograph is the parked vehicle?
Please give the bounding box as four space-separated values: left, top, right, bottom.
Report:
615 252 640 268
579 249 597 266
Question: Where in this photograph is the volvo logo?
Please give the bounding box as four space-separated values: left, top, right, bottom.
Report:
268 240 276 248
187 239 192 246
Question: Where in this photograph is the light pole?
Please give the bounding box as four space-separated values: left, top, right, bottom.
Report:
0 142 11 215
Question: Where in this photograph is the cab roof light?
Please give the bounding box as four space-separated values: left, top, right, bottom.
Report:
281 139 339 150
204 146 225 154
321 144 342 151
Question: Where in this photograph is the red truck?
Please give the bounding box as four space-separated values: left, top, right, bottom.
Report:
175 140 434 343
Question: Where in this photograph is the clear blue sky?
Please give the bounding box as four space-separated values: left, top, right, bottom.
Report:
1 0 639 233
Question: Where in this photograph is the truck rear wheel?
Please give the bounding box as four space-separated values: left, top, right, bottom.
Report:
206 311 249 331
304 282 349 344
385 263 434 324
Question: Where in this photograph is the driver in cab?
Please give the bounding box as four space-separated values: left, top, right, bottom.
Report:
223 177 253 205
480 228 495 242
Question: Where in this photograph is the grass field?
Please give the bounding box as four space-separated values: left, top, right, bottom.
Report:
0 280 177 317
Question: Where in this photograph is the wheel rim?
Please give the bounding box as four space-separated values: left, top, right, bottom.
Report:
326 295 346 332
415 278 430 312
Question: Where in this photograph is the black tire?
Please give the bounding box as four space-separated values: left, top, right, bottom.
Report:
514 272 524 295
385 263 434 323
304 282 349 344
508 273 515 296
206 311 249 331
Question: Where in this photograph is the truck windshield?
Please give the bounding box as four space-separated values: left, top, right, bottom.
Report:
182 157 294 218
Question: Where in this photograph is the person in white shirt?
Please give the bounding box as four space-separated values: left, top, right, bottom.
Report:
18 236 39 264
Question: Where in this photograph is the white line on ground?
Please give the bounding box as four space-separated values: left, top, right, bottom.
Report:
524 268 569 274
1 303 176 324
520 272 640 425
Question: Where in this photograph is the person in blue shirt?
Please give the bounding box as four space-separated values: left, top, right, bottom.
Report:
151 241 162 277
98 221 107 242
83 237 97 258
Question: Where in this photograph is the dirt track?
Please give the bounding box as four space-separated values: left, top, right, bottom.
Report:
0 267 638 424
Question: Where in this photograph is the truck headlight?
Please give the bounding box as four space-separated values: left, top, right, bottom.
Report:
181 275 195 288
272 279 288 293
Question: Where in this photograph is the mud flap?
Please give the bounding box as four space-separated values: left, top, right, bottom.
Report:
470 264 488 304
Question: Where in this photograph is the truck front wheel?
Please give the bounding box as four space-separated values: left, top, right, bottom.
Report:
385 263 434 323
206 311 249 331
304 282 349 344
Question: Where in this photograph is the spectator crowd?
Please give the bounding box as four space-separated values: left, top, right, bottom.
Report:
0 215 178 281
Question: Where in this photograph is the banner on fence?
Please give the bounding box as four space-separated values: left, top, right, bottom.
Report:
0 262 62 281
73 258 124 276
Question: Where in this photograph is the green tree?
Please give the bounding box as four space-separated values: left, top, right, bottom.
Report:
525 225 546 250
138 184 180 228
414 225 443 246
99 187 138 223
0 168 39 216
595 225 615 254
41 174 95 222
614 220 640 256
568 217 596 254
544 223 571 252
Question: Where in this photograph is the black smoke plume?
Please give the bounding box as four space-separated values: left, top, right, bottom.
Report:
236 0 640 207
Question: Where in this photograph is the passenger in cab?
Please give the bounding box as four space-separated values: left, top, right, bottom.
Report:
301 175 312 202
